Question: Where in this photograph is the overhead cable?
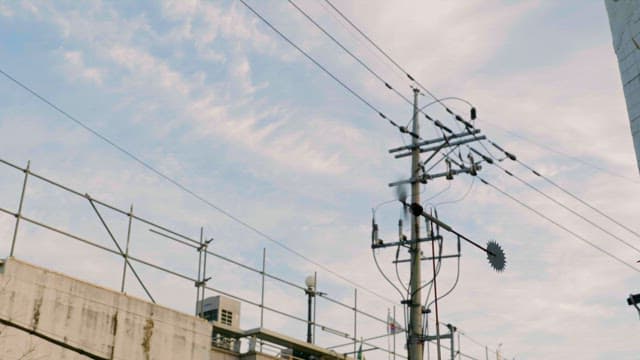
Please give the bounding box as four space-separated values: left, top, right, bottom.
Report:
516 158 640 240
322 0 476 128
475 175 640 274
0 67 397 305
316 0 408 87
488 160 640 255
287 0 413 105
484 141 640 241
483 119 640 185
237 0 420 139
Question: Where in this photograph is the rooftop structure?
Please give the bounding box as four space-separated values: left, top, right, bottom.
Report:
0 257 351 360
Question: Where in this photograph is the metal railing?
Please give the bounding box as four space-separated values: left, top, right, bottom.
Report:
0 157 405 359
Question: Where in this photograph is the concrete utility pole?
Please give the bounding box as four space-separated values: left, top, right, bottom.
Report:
373 88 502 360
409 87 424 360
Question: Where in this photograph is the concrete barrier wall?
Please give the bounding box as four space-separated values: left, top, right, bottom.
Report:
0 257 216 360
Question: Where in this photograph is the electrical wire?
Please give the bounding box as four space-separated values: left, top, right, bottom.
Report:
322 0 477 130
288 0 474 138
422 252 442 308
5 7 518 357
483 119 640 185
423 181 452 203
489 161 640 255
421 219 445 301
475 175 640 274
452 144 640 272
290 0 474 146
394 242 410 295
236 1 637 353
266 0 488 168
372 248 407 300
316 0 407 87
515 158 640 240
433 177 476 208
427 254 460 309
482 140 640 242
424 145 462 174
302 0 494 157
0 67 398 305
321 0 635 251
236 0 421 140
287 0 415 108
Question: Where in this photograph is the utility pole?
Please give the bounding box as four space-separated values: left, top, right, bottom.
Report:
408 88 424 360
371 91 506 360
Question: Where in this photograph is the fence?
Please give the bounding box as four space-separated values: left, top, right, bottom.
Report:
0 157 405 359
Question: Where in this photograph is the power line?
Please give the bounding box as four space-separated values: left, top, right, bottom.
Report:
236 0 420 140
319 0 637 199
287 0 414 108
515 157 640 240
483 141 640 241
465 142 640 270
321 0 637 202
1 6 573 359
321 0 416 85
275 5 609 357
321 0 474 126
487 159 640 255
475 174 640 274
315 0 407 87
432 177 476 208
288 0 476 144
483 119 640 185
0 67 397 304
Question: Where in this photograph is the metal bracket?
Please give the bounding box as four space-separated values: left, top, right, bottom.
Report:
388 165 482 187
393 254 460 264
371 235 442 249
394 135 486 158
388 129 481 154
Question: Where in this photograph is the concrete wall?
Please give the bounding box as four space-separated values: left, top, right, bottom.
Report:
0 257 216 360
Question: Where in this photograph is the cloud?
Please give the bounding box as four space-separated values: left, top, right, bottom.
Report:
108 45 191 96
0 3 13 17
2 1 640 359
62 50 105 85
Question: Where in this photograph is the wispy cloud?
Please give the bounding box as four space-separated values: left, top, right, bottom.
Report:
1 1 639 359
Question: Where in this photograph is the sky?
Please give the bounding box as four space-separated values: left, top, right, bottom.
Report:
0 1 639 359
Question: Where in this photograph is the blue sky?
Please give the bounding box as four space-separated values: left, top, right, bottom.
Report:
1 1 639 359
